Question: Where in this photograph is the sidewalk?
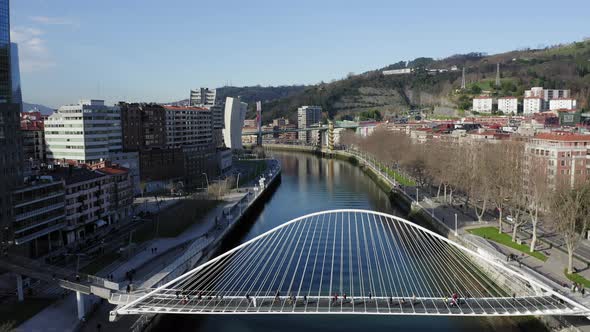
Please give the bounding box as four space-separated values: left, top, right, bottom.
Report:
16 190 249 332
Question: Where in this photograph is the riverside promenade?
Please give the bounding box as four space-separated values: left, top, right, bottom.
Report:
338 147 590 331
16 159 281 332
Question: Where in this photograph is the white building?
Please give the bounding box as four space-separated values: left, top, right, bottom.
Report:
523 97 543 115
45 100 122 164
472 97 493 113
383 68 413 75
298 106 322 143
525 87 570 110
223 97 247 150
189 88 216 107
549 98 577 111
497 97 518 114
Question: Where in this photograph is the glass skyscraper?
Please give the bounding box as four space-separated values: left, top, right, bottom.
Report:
10 42 21 107
0 0 10 103
0 0 23 250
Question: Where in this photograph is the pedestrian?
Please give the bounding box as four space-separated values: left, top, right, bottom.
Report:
96 323 102 332
126 284 131 294
304 295 307 304
369 292 372 300
582 288 586 297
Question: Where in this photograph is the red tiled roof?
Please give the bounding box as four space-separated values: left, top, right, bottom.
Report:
97 166 129 175
473 96 492 99
534 133 590 142
524 97 542 100
498 96 518 99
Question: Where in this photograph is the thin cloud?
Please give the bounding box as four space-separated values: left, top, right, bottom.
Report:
29 16 78 26
10 27 55 72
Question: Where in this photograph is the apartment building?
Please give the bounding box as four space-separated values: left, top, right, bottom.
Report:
525 87 570 110
497 97 518 114
11 177 66 258
298 106 322 143
472 97 493 113
549 98 577 111
120 102 167 150
223 97 247 150
526 132 590 188
45 100 122 164
524 97 543 115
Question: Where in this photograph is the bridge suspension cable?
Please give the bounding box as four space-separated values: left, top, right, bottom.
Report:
114 210 589 316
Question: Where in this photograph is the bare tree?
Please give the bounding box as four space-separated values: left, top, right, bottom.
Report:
526 154 550 252
550 183 590 274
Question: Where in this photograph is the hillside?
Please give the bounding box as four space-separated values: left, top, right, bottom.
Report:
254 40 590 123
171 85 306 106
22 102 54 115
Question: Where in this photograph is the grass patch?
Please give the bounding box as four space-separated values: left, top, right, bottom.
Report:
80 252 120 275
467 226 548 262
134 199 220 243
0 298 56 329
376 163 416 186
564 268 590 288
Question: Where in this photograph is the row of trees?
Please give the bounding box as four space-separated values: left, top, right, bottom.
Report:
342 129 590 273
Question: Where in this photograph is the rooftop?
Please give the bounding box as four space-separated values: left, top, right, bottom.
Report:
534 132 590 142
163 105 209 111
49 166 107 185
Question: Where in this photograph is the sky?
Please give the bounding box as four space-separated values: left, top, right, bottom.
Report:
9 0 590 108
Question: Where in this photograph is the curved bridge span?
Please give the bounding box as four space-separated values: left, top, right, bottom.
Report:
113 210 590 317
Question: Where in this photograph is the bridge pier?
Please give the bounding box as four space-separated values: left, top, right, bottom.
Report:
16 274 24 302
76 291 85 321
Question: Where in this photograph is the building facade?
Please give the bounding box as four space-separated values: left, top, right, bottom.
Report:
498 97 518 114
189 88 216 107
472 97 493 113
523 97 543 115
45 100 122 164
120 102 167 150
526 132 590 188
298 105 322 143
11 177 66 258
525 87 570 110
0 0 24 249
549 98 577 111
223 97 247 149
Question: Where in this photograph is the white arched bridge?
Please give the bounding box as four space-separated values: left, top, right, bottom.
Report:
111 210 590 318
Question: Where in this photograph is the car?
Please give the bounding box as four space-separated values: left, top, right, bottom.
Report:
506 215 514 222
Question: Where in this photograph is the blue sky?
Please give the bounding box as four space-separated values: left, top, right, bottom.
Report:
10 0 590 107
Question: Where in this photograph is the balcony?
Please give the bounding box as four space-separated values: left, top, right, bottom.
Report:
15 202 66 222
14 221 66 245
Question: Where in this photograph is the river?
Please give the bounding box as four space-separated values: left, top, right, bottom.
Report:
155 151 546 332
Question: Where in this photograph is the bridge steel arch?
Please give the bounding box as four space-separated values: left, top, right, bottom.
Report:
114 210 590 317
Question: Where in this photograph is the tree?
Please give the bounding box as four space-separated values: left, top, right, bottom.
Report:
526 155 550 252
550 183 590 274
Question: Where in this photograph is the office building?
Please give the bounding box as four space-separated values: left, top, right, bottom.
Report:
297 106 322 143
189 89 224 147
497 97 518 114
0 0 24 249
10 42 20 108
223 97 247 149
45 100 122 164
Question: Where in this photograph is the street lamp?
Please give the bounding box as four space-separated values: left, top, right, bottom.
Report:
236 173 241 190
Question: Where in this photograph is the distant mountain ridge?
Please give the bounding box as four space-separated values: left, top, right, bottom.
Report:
23 102 55 115
169 85 307 106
